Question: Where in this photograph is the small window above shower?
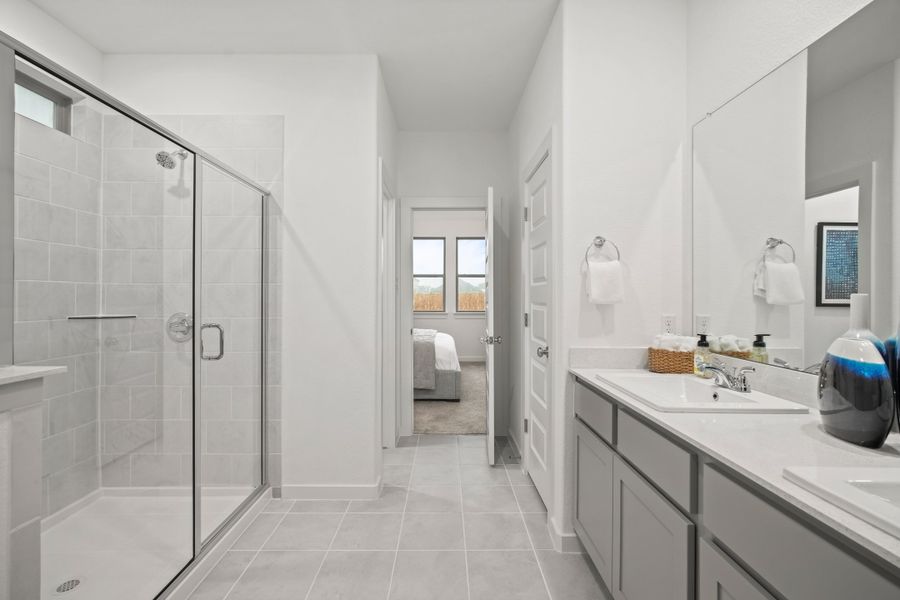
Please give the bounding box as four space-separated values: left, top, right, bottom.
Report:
13 60 77 134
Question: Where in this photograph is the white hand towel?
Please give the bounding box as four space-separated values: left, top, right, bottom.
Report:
586 260 624 305
764 260 805 305
752 259 767 299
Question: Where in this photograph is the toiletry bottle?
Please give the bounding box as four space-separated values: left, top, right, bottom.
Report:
750 334 770 364
694 334 712 377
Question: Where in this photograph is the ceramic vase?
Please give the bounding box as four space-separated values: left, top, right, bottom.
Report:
818 294 894 448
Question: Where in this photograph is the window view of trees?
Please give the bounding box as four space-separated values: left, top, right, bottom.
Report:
413 238 445 311
457 238 486 312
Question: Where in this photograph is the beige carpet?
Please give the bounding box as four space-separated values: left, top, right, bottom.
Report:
414 363 487 434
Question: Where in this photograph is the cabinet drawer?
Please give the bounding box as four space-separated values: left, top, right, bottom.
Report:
698 538 774 600
703 465 900 600
574 419 614 586
575 381 614 444
612 455 694 600
617 410 694 511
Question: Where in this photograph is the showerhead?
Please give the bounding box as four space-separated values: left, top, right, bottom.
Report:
155 149 188 169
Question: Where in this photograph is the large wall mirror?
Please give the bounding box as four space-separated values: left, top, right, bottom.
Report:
693 0 900 375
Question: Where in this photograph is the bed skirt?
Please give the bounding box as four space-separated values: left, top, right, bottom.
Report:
414 369 462 401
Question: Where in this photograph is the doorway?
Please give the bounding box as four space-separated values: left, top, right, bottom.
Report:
392 194 505 464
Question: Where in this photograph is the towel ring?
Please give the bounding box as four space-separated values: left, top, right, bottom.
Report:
584 236 621 268
765 237 796 263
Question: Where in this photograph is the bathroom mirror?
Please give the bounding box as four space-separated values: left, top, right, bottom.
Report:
693 0 900 374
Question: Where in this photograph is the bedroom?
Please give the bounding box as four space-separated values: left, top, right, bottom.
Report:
411 210 488 434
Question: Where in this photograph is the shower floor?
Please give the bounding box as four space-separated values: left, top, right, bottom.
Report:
41 491 252 600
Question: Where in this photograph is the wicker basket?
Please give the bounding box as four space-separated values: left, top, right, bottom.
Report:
717 350 752 360
647 348 695 374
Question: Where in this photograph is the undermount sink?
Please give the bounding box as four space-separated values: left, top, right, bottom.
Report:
595 372 808 414
784 467 900 540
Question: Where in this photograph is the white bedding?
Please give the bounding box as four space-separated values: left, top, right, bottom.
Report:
434 332 462 372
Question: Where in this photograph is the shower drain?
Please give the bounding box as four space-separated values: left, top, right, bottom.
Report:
55 579 81 594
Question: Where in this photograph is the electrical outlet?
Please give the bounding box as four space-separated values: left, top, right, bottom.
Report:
695 314 711 335
661 314 677 335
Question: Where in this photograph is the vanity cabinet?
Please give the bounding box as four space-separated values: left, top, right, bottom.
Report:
698 539 775 600
574 382 694 599
573 419 614 584
573 377 900 600
611 455 694 600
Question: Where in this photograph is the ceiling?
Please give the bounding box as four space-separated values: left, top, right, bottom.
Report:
807 0 900 102
30 0 560 130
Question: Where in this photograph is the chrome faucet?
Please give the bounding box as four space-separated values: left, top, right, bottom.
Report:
698 362 755 393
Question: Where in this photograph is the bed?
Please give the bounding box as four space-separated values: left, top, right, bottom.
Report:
413 329 463 401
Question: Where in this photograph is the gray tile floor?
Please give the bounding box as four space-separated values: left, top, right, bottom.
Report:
189 434 609 600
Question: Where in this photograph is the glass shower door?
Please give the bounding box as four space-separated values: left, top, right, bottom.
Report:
9 58 196 600
197 159 264 542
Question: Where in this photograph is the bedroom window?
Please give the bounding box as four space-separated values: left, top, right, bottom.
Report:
413 237 446 312
456 237 486 312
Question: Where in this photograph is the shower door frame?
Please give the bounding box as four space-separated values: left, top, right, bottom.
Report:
0 31 271 599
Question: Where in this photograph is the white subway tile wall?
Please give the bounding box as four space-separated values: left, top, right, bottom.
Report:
14 108 103 515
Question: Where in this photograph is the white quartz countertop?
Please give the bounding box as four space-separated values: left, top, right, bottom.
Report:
570 367 900 571
0 365 67 387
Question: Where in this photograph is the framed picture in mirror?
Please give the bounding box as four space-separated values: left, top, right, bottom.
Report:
815 222 858 307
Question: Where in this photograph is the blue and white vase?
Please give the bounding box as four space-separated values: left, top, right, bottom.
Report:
818 294 894 448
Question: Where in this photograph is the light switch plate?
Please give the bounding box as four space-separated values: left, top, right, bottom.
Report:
695 314 711 335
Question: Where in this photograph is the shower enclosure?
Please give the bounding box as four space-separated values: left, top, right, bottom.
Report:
1 35 273 600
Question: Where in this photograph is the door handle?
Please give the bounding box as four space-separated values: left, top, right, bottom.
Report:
201 323 225 360
480 335 503 345
536 346 549 358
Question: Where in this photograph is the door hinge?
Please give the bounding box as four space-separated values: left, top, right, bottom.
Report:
523 207 529 222
524 418 529 433
523 313 529 327
410 328 414 335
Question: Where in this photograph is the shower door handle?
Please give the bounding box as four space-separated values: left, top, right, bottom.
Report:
201 323 225 360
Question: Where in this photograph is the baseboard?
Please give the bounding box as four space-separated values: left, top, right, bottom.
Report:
550 513 585 554
459 356 486 363
281 478 382 500
162 488 271 600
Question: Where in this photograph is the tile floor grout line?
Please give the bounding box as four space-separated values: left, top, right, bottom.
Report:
508 465 554 600
458 436 473 600
383 438 415 600
302 496 352 600
221 504 294 600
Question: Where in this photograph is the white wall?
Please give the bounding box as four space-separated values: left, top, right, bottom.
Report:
687 0 871 123
807 63 894 339
377 65 398 192
102 53 383 498
552 0 687 544
412 210 487 360
693 53 808 359
0 0 104 85
507 2 563 457
803 187 859 362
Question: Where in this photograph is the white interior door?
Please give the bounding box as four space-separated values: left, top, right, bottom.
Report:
525 155 551 502
484 187 496 465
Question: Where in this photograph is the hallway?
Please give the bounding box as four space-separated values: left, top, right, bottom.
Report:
188 434 606 599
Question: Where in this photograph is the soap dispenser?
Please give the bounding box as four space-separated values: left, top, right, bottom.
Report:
694 334 712 377
750 334 770 364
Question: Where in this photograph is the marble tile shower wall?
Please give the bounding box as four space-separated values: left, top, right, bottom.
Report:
13 107 103 515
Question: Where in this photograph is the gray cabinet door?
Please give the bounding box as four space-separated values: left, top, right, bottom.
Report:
612 455 694 600
698 538 774 600
573 419 614 586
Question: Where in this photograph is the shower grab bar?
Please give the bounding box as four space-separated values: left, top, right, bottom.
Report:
201 323 225 360
67 315 137 320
